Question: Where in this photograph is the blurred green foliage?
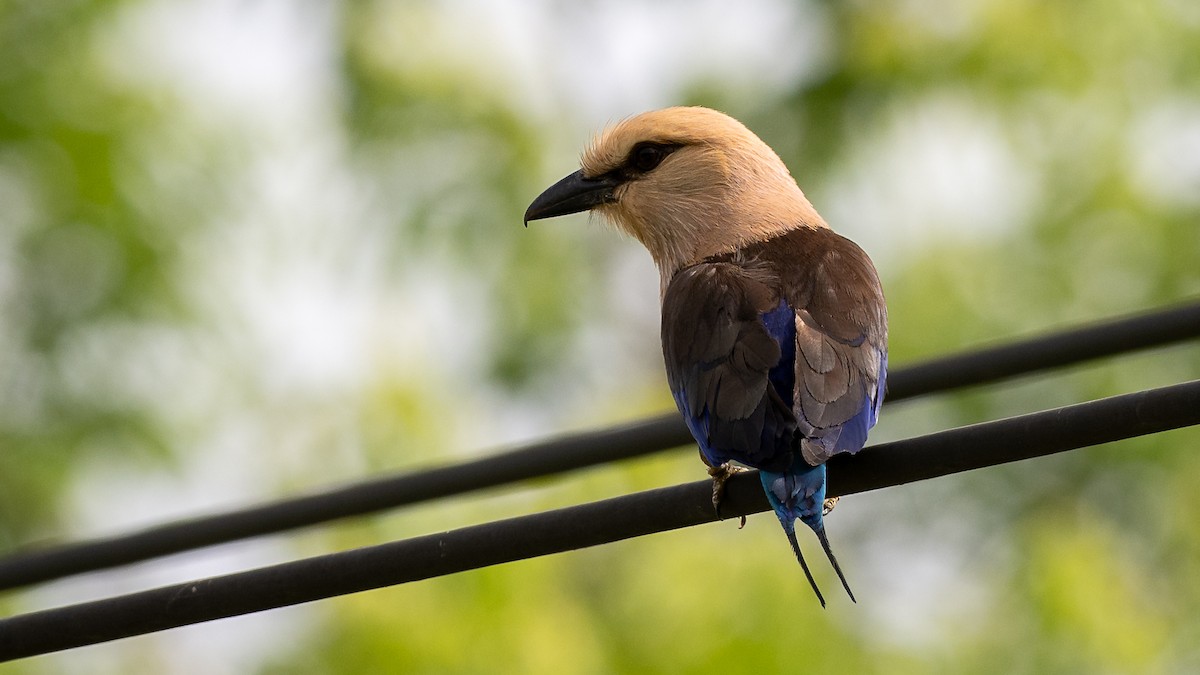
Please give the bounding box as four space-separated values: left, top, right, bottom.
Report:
1 0 184 542
3 0 1200 673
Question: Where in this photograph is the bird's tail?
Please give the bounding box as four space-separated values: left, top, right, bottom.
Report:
814 524 856 603
762 461 856 605
781 519 825 608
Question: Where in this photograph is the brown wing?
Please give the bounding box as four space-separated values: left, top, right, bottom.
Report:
661 262 796 471
766 230 889 464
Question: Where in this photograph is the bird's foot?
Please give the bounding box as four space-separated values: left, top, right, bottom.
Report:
707 463 748 528
822 496 839 516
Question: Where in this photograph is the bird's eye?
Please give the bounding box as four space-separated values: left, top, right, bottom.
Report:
632 144 667 173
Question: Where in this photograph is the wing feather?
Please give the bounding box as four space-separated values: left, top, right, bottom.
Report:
662 262 795 471
782 233 888 463
662 228 888 470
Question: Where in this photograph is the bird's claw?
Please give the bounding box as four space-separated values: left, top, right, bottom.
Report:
822 496 839 516
708 463 747 525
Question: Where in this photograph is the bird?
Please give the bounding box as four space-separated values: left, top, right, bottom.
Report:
524 106 887 606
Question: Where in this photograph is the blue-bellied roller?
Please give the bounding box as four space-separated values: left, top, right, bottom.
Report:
524 107 888 606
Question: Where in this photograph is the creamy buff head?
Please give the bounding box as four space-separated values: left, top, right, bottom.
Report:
580 107 827 279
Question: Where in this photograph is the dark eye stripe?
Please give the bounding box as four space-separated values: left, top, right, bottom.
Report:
626 142 679 175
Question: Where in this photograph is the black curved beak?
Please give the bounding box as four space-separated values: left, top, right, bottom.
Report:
524 170 620 226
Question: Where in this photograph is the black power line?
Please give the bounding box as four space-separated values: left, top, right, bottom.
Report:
0 299 1197 592
1 379 1198 662
888 300 1200 398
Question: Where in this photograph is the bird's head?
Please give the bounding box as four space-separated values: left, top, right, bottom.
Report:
525 106 826 281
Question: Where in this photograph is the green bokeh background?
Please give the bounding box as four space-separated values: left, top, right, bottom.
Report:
2 1 1199 673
